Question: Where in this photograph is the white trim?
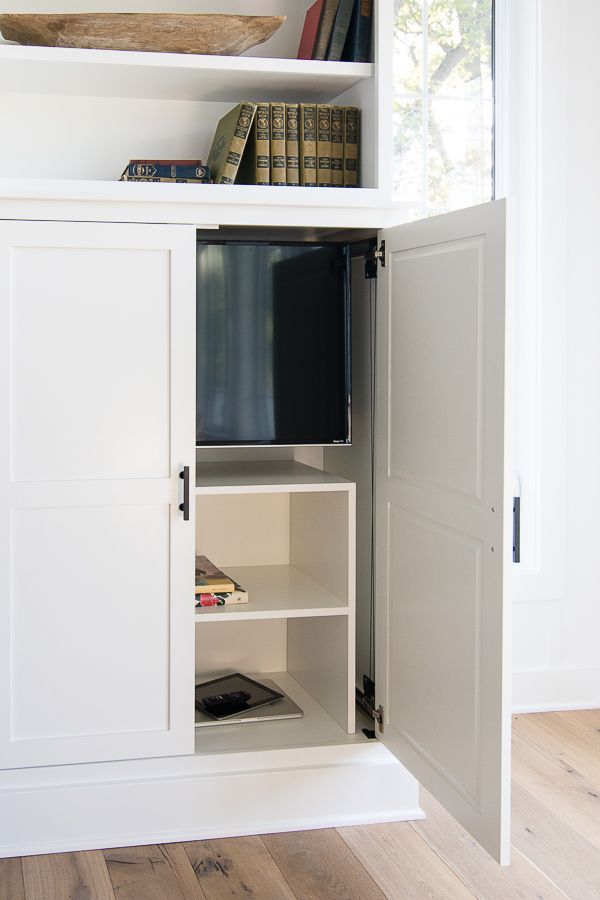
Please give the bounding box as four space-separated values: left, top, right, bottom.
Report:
513 668 600 713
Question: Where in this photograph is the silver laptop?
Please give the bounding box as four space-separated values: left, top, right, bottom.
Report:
195 676 303 727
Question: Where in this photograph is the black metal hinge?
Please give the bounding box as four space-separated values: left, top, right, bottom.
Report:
513 497 521 563
365 240 386 279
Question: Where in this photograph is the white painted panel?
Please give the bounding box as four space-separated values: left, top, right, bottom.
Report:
10 504 169 740
290 490 353 603
387 506 482 802
0 220 196 768
196 493 290 567
389 239 482 499
376 202 511 864
195 619 288 677
10 244 170 481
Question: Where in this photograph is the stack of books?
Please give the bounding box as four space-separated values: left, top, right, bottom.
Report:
297 0 373 63
119 159 211 184
195 555 249 608
207 101 359 187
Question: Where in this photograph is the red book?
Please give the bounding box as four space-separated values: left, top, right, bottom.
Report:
297 0 324 59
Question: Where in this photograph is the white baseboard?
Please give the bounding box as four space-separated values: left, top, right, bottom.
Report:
513 667 600 713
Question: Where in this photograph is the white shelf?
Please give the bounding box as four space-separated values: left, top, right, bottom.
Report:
195 460 353 494
0 178 398 228
194 671 365 753
194 564 348 621
0 44 373 102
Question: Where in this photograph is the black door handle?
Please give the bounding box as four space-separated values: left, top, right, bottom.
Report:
179 466 190 521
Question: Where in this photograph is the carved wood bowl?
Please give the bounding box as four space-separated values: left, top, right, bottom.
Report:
0 13 286 56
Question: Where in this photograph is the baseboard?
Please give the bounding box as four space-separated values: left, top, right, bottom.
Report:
513 667 600 713
0 759 421 859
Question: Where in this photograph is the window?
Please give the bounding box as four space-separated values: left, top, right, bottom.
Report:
393 0 494 216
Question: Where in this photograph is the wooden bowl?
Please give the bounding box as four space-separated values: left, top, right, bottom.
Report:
0 13 286 56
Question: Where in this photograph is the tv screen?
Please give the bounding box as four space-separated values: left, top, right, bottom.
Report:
196 241 351 446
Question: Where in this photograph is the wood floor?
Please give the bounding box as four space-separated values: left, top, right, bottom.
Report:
2 709 599 899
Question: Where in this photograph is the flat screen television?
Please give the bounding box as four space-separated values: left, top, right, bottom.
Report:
196 240 351 446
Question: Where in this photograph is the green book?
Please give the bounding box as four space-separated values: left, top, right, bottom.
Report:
237 101 270 185
206 101 257 185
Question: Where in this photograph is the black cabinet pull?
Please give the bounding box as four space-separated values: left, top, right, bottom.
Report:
179 466 190 521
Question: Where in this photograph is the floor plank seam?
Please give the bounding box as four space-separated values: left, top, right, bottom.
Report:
407 820 479 899
511 845 573 900
257 835 301 900
335 828 399 899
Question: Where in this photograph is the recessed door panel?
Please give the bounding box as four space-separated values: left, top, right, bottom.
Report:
0 221 196 769
375 201 511 864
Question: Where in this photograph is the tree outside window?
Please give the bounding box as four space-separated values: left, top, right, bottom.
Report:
393 0 494 216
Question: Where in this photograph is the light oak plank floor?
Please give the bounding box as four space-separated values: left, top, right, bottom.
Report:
2 710 599 899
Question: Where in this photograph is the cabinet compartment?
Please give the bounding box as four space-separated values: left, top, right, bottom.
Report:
195 614 355 753
195 466 355 620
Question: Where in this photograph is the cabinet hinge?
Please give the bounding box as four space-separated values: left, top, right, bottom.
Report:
365 240 386 279
373 704 384 734
513 496 521 563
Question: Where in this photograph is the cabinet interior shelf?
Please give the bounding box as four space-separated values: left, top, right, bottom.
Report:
194 671 365 753
195 460 353 494
0 43 373 102
194 564 348 621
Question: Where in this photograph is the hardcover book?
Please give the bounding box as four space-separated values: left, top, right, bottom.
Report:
312 0 340 60
330 106 344 186
326 0 355 61
297 0 323 59
299 103 318 186
195 555 235 594
120 176 210 184
285 103 300 186
269 102 287 186
316 104 333 186
343 106 360 186
342 0 373 63
207 101 257 184
238 101 270 185
120 162 210 180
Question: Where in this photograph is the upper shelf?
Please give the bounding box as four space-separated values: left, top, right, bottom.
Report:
0 43 373 102
196 460 353 495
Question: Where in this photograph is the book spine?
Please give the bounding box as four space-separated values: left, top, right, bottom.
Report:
299 103 318 187
330 106 344 187
327 0 355 61
342 0 373 62
255 102 271 185
270 102 287 186
123 163 210 179
312 0 340 60
343 106 359 187
285 103 300 186
218 101 256 185
297 0 323 59
121 176 211 183
316 104 332 187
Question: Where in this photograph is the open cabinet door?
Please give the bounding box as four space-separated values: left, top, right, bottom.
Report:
374 201 511 864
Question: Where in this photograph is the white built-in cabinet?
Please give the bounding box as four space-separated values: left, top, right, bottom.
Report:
0 0 511 867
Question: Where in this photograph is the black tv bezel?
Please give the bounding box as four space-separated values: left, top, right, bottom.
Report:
195 238 352 448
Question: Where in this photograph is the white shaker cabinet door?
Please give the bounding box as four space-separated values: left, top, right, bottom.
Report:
375 201 511 864
0 221 196 768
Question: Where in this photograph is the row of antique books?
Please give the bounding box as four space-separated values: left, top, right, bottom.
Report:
195 554 249 608
207 101 360 188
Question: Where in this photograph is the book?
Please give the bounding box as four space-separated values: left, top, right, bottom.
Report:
206 101 257 184
316 104 332 186
195 555 235 594
269 102 287 186
128 159 204 165
330 106 344 186
299 103 318 186
343 106 359 186
341 0 373 63
120 162 210 180
326 0 355 61
195 583 249 607
285 103 300 186
312 0 340 60
297 0 323 59
238 101 270 185
120 176 210 183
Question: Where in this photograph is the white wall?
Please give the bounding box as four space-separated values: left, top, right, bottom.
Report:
509 0 600 711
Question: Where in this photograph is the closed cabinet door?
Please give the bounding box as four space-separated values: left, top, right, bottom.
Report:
375 201 511 864
0 221 196 769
